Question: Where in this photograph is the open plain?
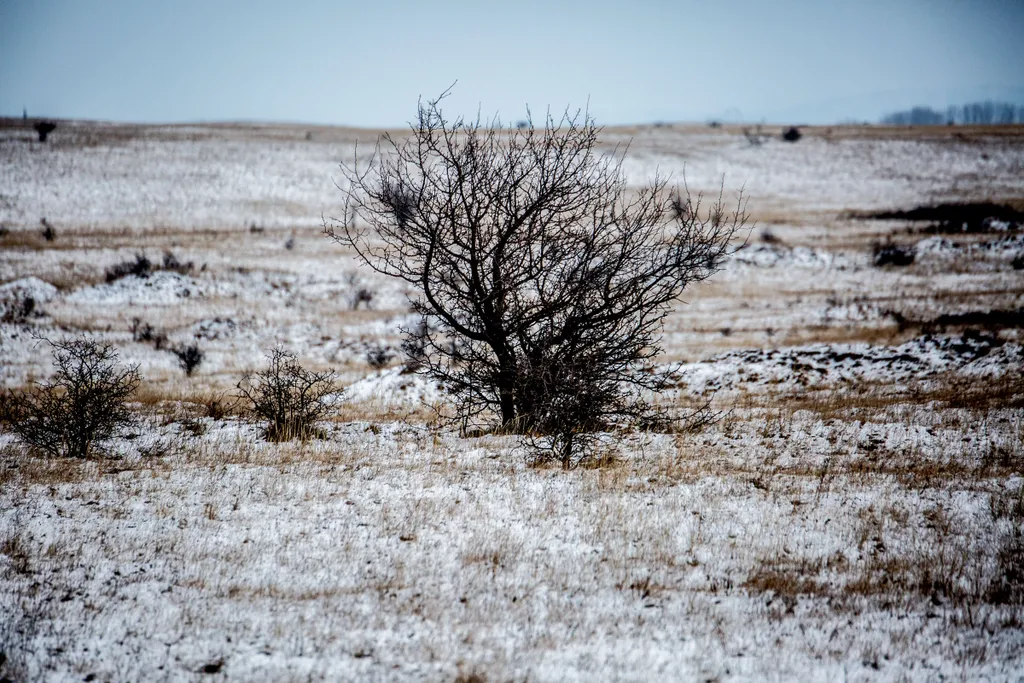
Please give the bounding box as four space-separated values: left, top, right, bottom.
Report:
1 119 1023 681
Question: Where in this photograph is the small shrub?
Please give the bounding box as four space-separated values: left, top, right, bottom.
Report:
40 218 56 242
130 317 157 343
172 344 203 376
0 337 140 458
236 348 340 441
1 295 36 325
131 317 169 350
366 344 393 370
782 126 802 142
161 250 194 274
525 429 601 470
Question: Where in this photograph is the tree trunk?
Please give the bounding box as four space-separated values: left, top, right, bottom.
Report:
495 356 517 429
499 385 516 429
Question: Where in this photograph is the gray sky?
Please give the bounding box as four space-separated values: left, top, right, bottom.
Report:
1 0 1022 126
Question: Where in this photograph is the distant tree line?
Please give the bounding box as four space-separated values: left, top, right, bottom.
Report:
881 101 1024 126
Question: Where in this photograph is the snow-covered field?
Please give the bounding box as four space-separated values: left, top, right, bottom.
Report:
1 118 1023 681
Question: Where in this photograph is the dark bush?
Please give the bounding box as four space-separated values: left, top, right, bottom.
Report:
859 202 1024 235
34 121 56 142
106 251 193 283
1 337 140 457
105 253 153 282
236 348 340 441
1 295 36 325
873 244 915 267
366 344 393 370
130 317 168 349
782 127 802 142
161 250 194 274
40 218 56 242
172 344 204 376
130 317 154 342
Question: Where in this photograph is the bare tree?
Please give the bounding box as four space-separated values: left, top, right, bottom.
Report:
326 91 746 449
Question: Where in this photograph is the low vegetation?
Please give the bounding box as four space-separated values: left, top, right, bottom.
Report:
1 337 139 458
236 347 340 441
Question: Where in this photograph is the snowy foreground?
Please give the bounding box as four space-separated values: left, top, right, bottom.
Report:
1 119 1023 681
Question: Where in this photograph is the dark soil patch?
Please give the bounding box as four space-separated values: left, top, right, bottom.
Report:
886 308 1024 334
854 202 1024 235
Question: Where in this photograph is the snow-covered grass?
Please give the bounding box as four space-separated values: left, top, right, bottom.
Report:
1 395 1021 681
2 119 1023 681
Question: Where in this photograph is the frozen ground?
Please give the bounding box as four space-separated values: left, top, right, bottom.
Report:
1 118 1023 681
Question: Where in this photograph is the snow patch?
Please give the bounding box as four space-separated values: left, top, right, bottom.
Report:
730 244 845 269
345 367 444 406
676 334 1018 394
0 277 58 321
67 272 207 306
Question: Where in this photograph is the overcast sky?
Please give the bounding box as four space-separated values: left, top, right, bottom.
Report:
1 0 1022 126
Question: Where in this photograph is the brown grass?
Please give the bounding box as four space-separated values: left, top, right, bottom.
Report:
0 444 104 488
